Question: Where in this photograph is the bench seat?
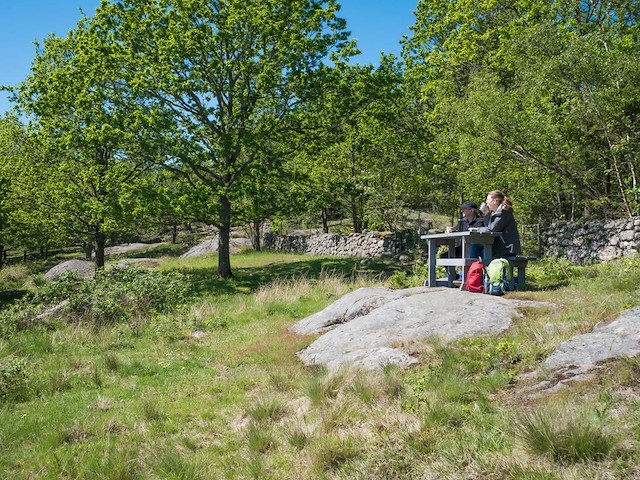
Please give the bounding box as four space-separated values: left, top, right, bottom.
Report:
435 258 477 267
506 256 537 291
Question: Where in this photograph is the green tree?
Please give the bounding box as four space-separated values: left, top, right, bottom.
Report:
93 0 350 277
403 0 640 222
296 57 438 233
0 115 68 265
15 17 162 268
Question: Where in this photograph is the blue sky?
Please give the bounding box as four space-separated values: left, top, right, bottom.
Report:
0 0 418 115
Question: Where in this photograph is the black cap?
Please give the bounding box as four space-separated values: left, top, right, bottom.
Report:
460 201 478 210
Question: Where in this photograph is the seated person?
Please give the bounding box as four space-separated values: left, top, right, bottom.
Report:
446 201 486 233
478 190 521 259
446 201 486 259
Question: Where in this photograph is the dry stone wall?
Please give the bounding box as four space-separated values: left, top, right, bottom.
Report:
263 231 401 258
543 217 640 265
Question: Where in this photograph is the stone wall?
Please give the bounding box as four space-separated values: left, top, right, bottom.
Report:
263 230 402 258
543 217 640 265
264 217 640 265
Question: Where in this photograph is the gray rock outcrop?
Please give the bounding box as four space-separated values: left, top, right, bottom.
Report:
181 237 253 257
293 287 549 370
104 243 148 256
44 259 95 282
522 306 640 392
291 287 425 335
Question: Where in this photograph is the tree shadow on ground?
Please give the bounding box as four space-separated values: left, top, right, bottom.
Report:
179 256 400 296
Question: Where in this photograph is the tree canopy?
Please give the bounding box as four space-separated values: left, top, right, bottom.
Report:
1 0 639 269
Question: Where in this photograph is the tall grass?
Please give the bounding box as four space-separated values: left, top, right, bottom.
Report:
516 406 621 463
1 252 640 479
0 264 31 290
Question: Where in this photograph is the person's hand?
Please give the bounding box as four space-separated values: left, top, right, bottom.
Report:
445 226 456 233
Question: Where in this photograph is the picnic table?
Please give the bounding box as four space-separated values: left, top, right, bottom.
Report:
422 231 502 289
422 231 535 290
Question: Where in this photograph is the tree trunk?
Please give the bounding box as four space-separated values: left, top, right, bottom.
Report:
172 223 178 244
252 219 261 252
0 245 4 270
95 231 106 269
321 207 329 234
218 194 233 278
351 199 361 233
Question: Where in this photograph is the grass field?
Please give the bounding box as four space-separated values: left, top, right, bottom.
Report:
1 250 640 479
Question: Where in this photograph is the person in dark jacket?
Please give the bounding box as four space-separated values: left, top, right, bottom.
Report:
479 190 521 259
446 201 486 233
446 201 486 269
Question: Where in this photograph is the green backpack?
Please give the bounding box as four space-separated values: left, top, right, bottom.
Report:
484 258 512 295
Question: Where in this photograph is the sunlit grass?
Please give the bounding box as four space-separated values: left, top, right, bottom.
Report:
516 405 621 463
0 264 31 290
1 252 640 479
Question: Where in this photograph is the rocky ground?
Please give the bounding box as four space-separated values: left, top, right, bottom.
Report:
292 287 640 394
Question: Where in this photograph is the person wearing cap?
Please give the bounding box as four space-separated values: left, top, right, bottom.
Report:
446 201 487 233
445 201 487 274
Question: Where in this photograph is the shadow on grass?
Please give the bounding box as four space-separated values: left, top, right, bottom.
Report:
0 289 29 308
179 255 399 296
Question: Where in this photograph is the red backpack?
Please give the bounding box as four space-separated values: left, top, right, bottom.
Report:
465 259 485 293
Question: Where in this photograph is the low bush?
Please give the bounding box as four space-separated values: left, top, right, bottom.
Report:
386 263 428 289
527 257 578 289
2 267 192 328
0 357 30 403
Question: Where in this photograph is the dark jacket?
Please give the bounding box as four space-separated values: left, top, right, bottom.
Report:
483 207 521 258
458 214 486 231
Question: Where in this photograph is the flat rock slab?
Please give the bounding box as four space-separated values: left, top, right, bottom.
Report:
523 306 640 392
181 237 253 257
293 287 548 370
104 243 149 256
290 286 426 335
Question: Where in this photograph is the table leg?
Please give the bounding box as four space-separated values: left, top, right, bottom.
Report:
427 239 437 287
446 239 455 287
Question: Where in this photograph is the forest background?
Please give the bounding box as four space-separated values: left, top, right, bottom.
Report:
0 0 639 278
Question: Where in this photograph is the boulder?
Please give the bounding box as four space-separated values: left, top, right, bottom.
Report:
522 306 640 393
293 287 550 370
103 243 148 256
182 238 218 257
44 259 95 282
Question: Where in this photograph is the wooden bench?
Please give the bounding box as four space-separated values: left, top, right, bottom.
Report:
506 256 537 291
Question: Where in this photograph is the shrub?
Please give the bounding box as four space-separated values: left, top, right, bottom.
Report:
528 258 577 289
386 270 410 289
3 267 192 328
386 263 429 289
0 298 41 336
0 357 30 403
